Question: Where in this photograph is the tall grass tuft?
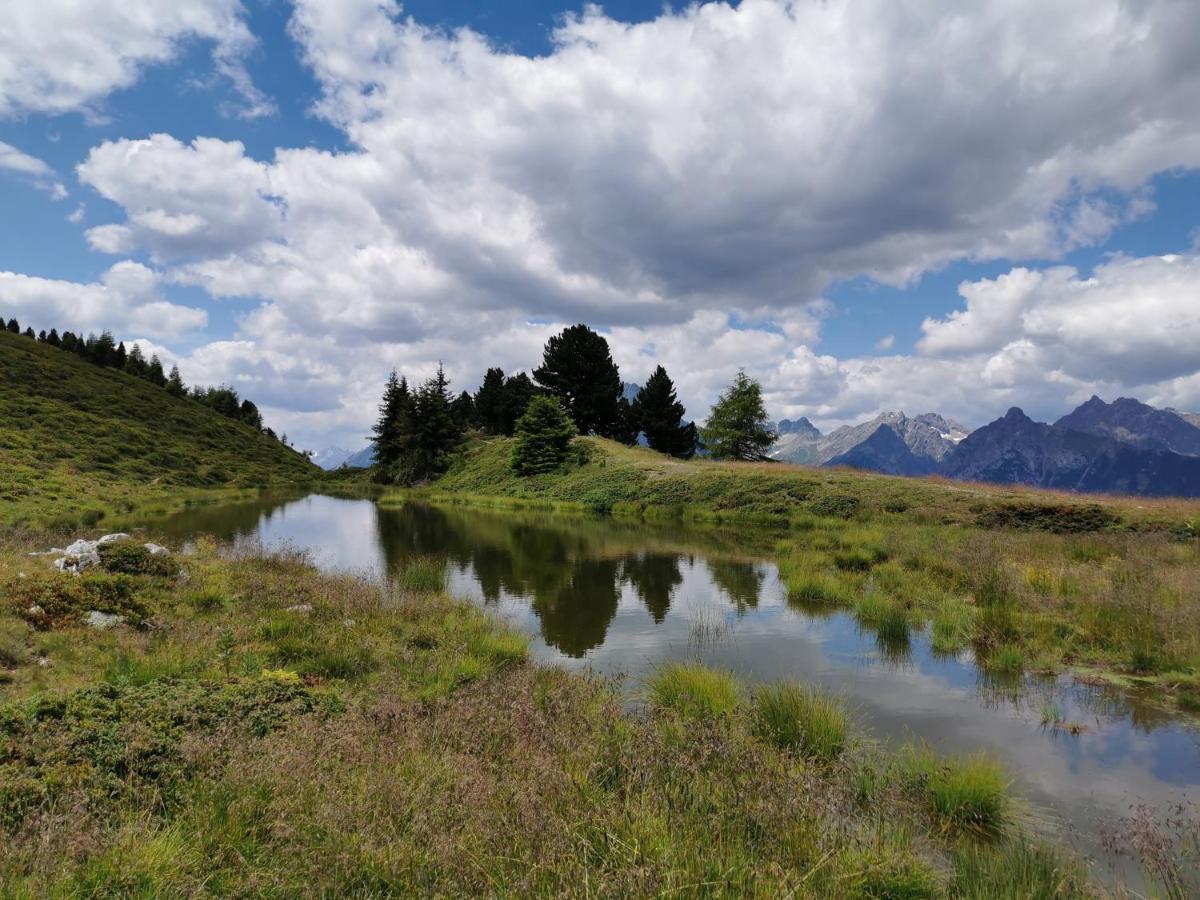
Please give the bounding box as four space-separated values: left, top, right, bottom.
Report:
931 596 976 655
952 840 1090 898
753 681 849 762
393 555 446 593
648 663 738 719
902 745 1009 832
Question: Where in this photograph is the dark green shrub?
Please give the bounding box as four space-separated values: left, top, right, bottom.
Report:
810 493 860 519
975 502 1119 533
98 540 180 578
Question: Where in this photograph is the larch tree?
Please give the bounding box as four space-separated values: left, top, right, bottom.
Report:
701 370 776 461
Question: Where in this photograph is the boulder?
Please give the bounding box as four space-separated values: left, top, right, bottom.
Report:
97 533 131 545
144 543 170 556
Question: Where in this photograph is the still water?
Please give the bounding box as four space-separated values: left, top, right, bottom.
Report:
156 492 1199 880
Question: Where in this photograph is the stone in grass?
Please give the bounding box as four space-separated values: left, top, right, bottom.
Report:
144 543 170 556
286 603 314 613
84 610 126 630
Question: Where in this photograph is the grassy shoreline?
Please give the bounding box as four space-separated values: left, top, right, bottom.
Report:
2 532 1115 896
404 437 1200 711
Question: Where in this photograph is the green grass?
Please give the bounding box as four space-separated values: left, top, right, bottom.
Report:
392 555 446 592
647 661 739 718
900 745 1010 833
753 681 849 761
0 535 1115 895
0 331 320 528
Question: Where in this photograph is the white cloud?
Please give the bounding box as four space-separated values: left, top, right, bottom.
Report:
0 141 67 198
875 335 895 352
60 0 1200 446
0 0 272 119
0 262 206 339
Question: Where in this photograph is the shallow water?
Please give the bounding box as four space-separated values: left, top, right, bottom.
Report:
156 492 1199 884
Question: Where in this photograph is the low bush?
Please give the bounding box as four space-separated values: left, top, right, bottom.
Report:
975 502 1120 534
98 539 180 578
6 572 151 629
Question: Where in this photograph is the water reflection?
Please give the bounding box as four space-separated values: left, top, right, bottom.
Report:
153 493 1199 884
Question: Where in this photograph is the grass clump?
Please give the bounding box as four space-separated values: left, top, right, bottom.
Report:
393 555 446 593
930 597 976 654
952 840 1093 898
901 745 1009 833
753 681 848 761
648 662 738 719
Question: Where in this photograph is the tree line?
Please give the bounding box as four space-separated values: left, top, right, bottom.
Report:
3 317 286 443
371 323 776 484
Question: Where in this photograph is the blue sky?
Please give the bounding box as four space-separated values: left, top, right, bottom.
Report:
2 0 1199 449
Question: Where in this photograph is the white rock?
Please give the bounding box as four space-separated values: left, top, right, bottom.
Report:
144 543 170 556
63 539 97 556
27 604 44 617
84 610 125 630
97 533 130 545
286 603 313 613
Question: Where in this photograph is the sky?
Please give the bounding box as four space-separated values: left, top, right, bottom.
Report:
2 0 1199 453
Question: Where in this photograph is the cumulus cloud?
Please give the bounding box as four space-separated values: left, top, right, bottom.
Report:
0 142 67 198
0 0 272 119
0 262 206 339
60 0 1200 446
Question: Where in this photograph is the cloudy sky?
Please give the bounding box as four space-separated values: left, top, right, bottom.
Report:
2 0 1199 451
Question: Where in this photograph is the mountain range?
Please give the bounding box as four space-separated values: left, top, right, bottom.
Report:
777 397 1200 497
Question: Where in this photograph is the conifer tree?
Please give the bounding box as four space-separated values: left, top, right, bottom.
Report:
239 399 263 429
5 318 18 334
701 370 776 461
147 355 167 386
511 395 577 475
37 330 47 342
371 371 412 483
474 367 508 434
533 324 624 437
46 328 60 347
22 327 34 339
451 390 476 429
125 344 147 377
410 364 463 481
114 341 127 369
166 365 187 398
501 372 538 435
93 331 116 366
631 365 696 458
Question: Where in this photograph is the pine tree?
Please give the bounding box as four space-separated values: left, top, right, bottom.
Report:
501 372 538 435
125 344 147 377
114 341 127 369
22 327 34 339
147 355 167 386
371 371 413 483
511 395 577 475
5 318 18 334
37 330 47 342
533 324 624 437
474 367 508 434
61 331 77 352
410 364 464 481
165 365 187 397
239 399 263 430
631 365 696 458
46 328 60 347
92 331 116 366
451 390 476 429
701 370 776 461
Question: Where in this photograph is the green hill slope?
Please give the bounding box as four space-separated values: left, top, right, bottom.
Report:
0 331 319 527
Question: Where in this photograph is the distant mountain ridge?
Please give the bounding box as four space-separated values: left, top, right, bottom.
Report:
800 396 1200 497
770 410 970 470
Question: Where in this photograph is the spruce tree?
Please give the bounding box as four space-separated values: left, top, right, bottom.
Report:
5 318 18 334
371 371 409 481
533 324 623 437
147 355 167 386
166 365 187 397
410 364 463 481
501 372 538 435
511 395 577 475
46 328 60 347
125 344 147 377
93 331 116 366
631 365 696 458
701 370 776 461
473 367 508 434
452 390 476 429
22 327 34 339
114 341 127 369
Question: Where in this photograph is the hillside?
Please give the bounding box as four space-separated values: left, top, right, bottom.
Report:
428 434 1199 530
0 331 319 527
